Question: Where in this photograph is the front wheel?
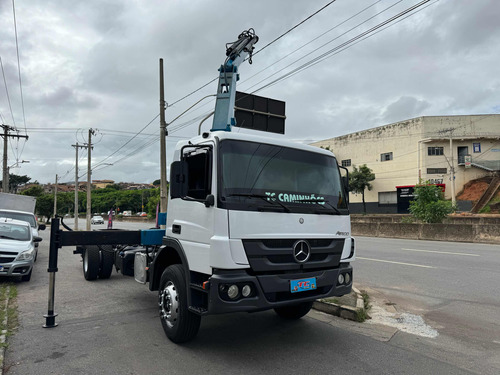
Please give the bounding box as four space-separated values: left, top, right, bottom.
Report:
274 301 313 320
158 264 201 343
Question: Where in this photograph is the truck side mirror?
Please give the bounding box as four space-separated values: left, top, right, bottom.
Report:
341 176 349 193
170 161 188 198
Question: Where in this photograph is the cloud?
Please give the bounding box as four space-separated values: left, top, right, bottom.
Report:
0 0 498 184
381 96 431 124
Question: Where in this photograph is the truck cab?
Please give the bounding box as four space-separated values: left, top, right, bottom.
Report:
152 130 355 341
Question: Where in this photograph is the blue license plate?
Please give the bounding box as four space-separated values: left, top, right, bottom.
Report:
290 277 317 293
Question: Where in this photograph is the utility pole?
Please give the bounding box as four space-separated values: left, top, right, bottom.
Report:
1 124 28 192
72 143 86 230
86 129 95 231
449 136 456 206
159 59 168 215
53 174 58 217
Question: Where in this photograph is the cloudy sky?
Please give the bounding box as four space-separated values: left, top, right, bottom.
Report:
0 0 499 184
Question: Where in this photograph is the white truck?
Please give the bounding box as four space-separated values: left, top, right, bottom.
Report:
48 30 355 343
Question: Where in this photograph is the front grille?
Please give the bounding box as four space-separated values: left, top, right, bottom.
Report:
0 256 15 263
242 238 344 274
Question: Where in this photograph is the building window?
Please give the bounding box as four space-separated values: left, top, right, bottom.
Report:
341 159 351 167
378 191 397 205
427 168 447 174
380 152 393 162
428 147 444 156
473 143 481 153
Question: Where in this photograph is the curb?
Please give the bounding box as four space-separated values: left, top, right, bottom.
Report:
313 286 365 322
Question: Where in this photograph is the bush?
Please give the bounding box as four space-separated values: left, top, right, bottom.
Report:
409 183 456 223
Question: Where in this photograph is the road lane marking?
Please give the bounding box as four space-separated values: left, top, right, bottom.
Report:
401 248 479 257
357 257 436 269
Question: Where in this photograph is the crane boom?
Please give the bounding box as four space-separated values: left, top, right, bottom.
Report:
211 29 258 132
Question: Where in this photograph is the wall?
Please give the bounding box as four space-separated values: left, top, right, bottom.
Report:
348 200 472 214
351 214 500 243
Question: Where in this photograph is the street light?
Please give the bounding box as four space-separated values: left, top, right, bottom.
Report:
6 160 30 193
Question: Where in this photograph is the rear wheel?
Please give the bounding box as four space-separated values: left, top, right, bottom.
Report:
98 245 114 279
83 246 100 281
274 301 313 319
158 264 201 343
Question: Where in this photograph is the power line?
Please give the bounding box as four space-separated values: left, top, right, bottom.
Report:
252 0 338 57
167 1 340 110
249 0 423 95
241 0 384 89
11 0 26 133
163 0 408 134
0 56 16 127
93 114 159 169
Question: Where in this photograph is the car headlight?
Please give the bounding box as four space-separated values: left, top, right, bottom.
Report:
17 249 34 261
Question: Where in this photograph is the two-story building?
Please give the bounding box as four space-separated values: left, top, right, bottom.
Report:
312 115 500 213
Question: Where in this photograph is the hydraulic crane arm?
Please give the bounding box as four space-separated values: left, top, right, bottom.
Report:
211 29 258 132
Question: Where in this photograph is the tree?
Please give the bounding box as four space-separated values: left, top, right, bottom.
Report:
21 185 44 197
35 194 54 221
152 179 161 186
0 173 31 193
409 183 456 223
349 164 375 214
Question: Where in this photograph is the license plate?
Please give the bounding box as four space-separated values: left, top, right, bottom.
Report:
290 277 316 293
0 266 3 271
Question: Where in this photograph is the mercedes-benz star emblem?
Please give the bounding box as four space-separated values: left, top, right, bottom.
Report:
293 240 311 263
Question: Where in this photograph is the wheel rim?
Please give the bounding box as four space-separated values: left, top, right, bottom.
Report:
159 281 179 328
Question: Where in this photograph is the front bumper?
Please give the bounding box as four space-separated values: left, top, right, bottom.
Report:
206 263 352 314
0 260 33 278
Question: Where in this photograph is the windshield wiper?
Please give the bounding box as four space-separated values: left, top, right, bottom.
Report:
226 193 291 213
0 235 17 240
293 199 342 215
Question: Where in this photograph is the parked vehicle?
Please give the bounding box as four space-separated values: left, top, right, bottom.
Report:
91 216 104 224
0 217 42 281
0 209 46 255
123 211 132 217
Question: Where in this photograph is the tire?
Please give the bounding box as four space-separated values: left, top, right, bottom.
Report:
158 265 201 343
98 245 114 279
83 246 100 281
274 301 313 320
21 269 32 282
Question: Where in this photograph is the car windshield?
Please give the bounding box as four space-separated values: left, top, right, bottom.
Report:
219 140 347 214
0 211 36 227
0 223 30 241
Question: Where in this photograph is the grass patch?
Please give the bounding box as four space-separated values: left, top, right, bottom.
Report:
0 283 19 349
355 291 371 323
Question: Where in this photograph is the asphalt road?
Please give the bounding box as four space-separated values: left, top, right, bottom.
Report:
2 224 497 374
354 236 500 374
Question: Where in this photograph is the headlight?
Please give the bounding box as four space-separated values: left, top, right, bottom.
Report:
17 249 34 261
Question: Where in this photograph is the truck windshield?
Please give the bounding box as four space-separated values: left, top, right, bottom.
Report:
219 140 347 214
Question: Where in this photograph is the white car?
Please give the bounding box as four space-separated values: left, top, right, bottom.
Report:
0 209 46 251
91 215 105 224
0 217 42 281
